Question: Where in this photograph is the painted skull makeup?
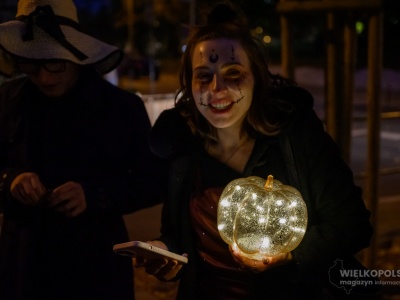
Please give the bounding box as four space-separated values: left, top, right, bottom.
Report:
191 39 254 130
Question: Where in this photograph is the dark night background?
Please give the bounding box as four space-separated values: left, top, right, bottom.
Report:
0 0 399 69
70 0 400 70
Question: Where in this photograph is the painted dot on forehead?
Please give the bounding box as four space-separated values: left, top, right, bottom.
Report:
209 49 219 63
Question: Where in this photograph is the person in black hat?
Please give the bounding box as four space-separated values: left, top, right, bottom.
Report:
0 0 163 299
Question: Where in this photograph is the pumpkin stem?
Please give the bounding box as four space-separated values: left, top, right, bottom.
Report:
264 175 274 190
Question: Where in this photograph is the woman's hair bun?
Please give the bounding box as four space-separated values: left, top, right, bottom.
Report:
206 2 248 28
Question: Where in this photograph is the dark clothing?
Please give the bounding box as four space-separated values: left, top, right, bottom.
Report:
149 87 373 299
189 140 291 299
190 184 255 299
0 72 162 300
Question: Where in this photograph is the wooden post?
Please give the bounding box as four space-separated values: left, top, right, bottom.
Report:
280 14 295 81
125 0 134 52
363 11 383 269
342 17 357 163
325 13 346 151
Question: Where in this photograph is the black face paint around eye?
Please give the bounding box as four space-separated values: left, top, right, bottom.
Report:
209 50 219 63
231 45 235 61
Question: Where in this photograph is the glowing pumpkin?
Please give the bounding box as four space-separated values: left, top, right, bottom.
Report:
217 175 307 259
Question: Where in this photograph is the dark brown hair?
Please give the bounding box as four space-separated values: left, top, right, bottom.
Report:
175 2 294 142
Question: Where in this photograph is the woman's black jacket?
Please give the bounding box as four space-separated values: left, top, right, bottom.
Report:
150 86 374 299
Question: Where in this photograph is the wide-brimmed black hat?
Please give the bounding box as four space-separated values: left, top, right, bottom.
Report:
0 0 122 77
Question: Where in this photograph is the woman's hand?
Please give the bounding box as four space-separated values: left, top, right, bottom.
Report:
230 244 293 273
133 240 187 281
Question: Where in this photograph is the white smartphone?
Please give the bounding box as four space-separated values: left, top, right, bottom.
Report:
113 241 188 265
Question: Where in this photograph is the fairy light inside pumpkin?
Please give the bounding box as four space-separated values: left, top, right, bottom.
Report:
217 175 308 259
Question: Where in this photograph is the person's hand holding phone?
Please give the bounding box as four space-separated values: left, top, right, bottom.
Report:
133 240 187 281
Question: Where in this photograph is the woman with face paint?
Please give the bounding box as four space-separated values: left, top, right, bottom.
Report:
134 2 375 299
